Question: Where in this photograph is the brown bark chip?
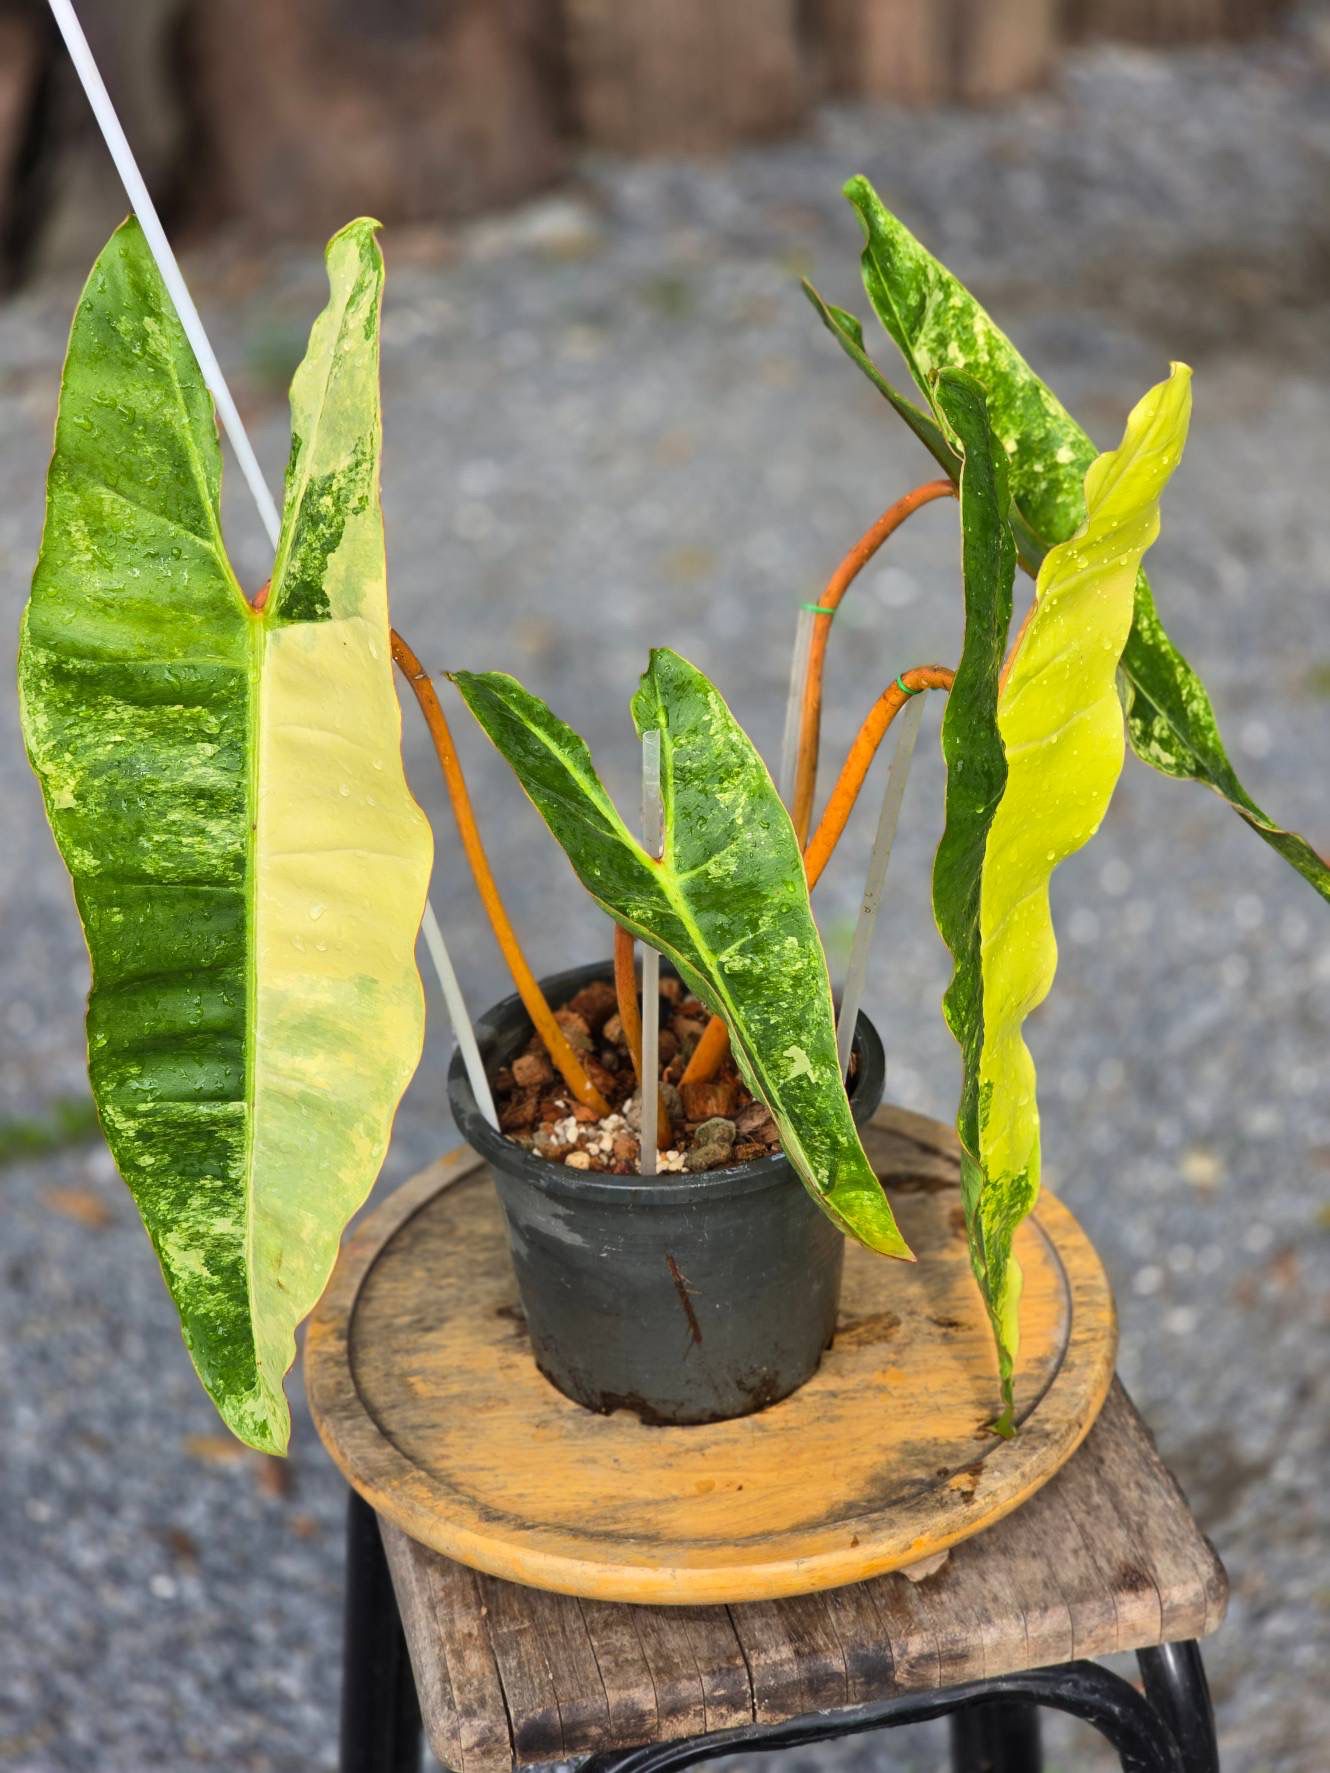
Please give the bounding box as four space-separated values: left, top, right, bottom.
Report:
681 1078 738 1121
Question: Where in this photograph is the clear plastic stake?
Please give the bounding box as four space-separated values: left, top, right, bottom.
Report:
639 730 663 1177
47 0 497 1126
836 692 926 1077
777 604 816 810
46 0 282 550
422 904 497 1127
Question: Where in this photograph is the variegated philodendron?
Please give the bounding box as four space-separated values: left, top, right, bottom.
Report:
21 174 1315 1450
933 363 1193 1432
19 218 432 1453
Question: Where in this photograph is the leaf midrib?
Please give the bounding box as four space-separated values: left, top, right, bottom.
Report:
510 681 801 1162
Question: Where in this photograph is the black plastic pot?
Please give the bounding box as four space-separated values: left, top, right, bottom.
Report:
447 959 886 1426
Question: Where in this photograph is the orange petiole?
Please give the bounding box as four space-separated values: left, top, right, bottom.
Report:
683 664 956 1088
803 666 954 890
391 630 610 1117
790 480 954 845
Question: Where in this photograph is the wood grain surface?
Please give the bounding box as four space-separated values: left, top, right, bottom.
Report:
378 1380 1228 1771
306 1108 1118 1604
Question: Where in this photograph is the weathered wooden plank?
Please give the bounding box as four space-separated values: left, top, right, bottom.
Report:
731 1592 848 1721
680 1608 753 1732
477 1570 564 1763
1052 1388 1168 1650
891 1555 1000 1687
627 1605 709 1740
858 1570 943 1690
579 1598 661 1747
975 1480 1078 1670
820 1578 895 1705
1014 1456 1121 1661
375 1378 1229 1762
383 1526 512 1773
508 1583 612 1756
379 1519 463 1772
1090 1388 1229 1639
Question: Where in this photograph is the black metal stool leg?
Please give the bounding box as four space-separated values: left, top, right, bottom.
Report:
1137 1643 1219 1773
584 1659 1184 1773
341 1488 422 1773
951 1698 1043 1772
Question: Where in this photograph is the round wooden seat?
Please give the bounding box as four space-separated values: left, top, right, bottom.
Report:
307 1106 1117 1604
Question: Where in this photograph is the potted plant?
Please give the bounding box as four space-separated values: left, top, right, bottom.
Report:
20 179 1326 1457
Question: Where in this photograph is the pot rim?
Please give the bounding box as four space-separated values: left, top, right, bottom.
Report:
446 957 886 1208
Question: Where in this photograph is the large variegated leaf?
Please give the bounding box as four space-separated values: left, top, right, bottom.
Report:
934 366 1192 1432
452 649 912 1259
928 372 1016 1423
18 218 432 1452
838 175 1328 904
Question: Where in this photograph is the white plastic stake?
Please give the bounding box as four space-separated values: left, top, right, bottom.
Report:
48 0 497 1125
835 692 926 1077
777 605 816 810
422 904 497 1127
639 730 663 1178
46 0 282 549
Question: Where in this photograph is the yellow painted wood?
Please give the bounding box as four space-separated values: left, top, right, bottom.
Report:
306 1108 1117 1605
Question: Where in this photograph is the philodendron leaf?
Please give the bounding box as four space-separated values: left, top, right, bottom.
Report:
934 364 1192 1434
800 277 956 473
929 371 1016 1421
452 649 913 1260
18 217 432 1452
838 175 1328 904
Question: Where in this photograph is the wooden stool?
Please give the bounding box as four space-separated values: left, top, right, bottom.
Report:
309 1114 1227 1773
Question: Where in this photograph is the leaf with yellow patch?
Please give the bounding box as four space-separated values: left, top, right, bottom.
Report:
934 365 1192 1431
18 217 432 1451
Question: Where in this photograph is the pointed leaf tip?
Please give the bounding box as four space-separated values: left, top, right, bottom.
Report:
456 654 912 1260
834 185 1326 903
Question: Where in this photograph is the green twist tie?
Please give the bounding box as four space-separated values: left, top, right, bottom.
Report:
801 601 836 616
896 673 922 697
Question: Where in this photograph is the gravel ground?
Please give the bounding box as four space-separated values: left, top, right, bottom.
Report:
3 30 1329 1773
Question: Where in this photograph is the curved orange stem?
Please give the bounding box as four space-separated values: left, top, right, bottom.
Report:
803 666 954 889
613 923 642 1079
683 663 956 1088
791 480 954 845
391 630 610 1117
680 1012 731 1088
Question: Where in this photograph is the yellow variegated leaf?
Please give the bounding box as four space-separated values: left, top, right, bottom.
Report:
937 364 1192 1430
18 217 432 1451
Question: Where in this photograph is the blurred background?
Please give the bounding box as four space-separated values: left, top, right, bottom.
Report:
2 2 1328 1769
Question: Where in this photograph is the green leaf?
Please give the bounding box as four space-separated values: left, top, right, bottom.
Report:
451 649 913 1260
934 365 1192 1433
801 277 956 473
837 175 1329 904
18 218 433 1452
929 372 1016 1424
